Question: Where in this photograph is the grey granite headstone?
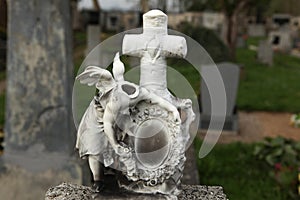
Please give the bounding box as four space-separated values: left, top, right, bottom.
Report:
258 40 273 66
86 25 101 54
2 1 81 199
200 62 240 132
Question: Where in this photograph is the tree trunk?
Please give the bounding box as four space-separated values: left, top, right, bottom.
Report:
92 0 101 11
141 0 149 13
223 0 249 60
226 14 238 60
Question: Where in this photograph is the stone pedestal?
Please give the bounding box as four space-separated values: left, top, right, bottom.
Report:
45 183 227 200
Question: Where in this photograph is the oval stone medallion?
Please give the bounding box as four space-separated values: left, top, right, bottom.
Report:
134 119 170 169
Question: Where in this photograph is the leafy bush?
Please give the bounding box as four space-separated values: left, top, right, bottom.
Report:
178 22 231 63
254 137 300 167
253 137 300 199
290 113 300 128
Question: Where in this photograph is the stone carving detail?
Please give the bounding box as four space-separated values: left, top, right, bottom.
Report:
76 10 195 198
45 183 228 200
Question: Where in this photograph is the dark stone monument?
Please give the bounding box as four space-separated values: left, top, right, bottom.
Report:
1 1 81 199
200 62 240 133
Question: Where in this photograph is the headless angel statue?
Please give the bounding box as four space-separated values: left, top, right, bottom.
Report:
76 53 180 192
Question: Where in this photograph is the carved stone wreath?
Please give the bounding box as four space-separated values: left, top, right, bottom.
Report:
118 101 186 188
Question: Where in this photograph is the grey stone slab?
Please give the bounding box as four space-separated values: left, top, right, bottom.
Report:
85 25 101 64
258 40 273 66
200 62 240 132
45 183 227 200
6 0 74 157
268 30 292 52
86 25 100 54
2 1 82 199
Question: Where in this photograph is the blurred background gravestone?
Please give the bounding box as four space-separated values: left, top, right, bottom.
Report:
0 1 82 199
268 30 293 52
200 62 240 133
258 40 273 66
247 24 266 37
86 25 101 64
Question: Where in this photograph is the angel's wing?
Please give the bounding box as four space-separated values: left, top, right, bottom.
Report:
76 66 113 87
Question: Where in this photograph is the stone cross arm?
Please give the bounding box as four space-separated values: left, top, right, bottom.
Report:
122 34 187 58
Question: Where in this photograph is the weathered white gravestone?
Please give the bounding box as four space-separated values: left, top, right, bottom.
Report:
1 1 81 200
268 30 292 52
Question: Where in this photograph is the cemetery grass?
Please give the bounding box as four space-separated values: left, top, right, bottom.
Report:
194 139 289 200
236 46 300 112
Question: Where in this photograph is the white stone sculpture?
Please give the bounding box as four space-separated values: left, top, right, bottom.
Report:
76 9 195 198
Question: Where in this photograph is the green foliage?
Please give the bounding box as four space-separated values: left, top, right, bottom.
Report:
295 114 300 120
194 139 288 200
179 22 231 63
253 137 300 167
253 137 300 199
169 58 201 94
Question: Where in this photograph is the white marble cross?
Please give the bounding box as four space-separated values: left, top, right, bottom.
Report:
122 10 187 99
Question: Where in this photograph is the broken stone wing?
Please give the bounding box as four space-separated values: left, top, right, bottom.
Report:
76 66 116 91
